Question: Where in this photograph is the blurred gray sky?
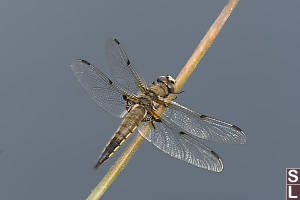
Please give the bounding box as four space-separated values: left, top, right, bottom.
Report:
0 0 299 199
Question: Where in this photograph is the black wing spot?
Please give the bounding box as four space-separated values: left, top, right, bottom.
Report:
126 59 130 66
108 79 113 85
232 125 243 132
80 59 91 65
210 151 220 159
122 95 128 101
113 38 120 45
200 115 208 119
179 131 187 135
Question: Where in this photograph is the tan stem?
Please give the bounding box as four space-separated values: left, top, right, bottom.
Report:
86 0 240 199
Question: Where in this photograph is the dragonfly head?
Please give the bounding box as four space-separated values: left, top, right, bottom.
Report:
157 75 176 94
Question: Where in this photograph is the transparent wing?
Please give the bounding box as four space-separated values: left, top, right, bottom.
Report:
70 59 133 118
138 120 223 172
106 38 147 95
161 101 247 144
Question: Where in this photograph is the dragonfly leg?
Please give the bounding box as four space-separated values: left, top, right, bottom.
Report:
153 117 162 123
151 121 156 129
142 113 153 122
125 99 135 112
172 90 184 95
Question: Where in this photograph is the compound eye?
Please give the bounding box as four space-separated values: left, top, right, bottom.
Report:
157 76 167 83
166 76 175 84
168 86 175 94
167 82 175 93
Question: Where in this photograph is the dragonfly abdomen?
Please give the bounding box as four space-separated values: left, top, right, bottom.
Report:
94 104 147 168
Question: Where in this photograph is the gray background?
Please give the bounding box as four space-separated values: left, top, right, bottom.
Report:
0 0 299 199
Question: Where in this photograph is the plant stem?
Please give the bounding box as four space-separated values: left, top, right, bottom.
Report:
86 0 240 199
174 0 240 92
86 130 147 200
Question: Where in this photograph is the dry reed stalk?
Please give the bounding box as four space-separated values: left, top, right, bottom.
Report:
86 0 240 199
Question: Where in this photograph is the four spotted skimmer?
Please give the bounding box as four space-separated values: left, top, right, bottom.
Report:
70 38 246 172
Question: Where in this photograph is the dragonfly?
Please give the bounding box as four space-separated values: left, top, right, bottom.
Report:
70 38 247 172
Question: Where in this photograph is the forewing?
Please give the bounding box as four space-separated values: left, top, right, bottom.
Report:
106 38 147 95
70 59 131 118
138 120 223 172
162 101 247 144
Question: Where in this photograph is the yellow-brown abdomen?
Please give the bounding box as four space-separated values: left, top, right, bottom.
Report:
94 104 147 168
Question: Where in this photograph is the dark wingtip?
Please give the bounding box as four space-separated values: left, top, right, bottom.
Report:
73 59 91 65
210 151 224 172
210 150 220 160
200 114 208 119
79 59 91 65
231 125 247 144
232 125 243 132
113 38 120 45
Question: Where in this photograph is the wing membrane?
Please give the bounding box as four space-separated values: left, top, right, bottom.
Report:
70 59 133 118
162 101 247 144
106 38 147 95
138 120 223 172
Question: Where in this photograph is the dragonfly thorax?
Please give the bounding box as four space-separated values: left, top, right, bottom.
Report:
138 96 153 109
138 83 170 111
